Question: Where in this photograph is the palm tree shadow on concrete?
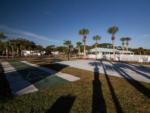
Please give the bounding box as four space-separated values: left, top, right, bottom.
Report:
45 95 76 113
123 63 150 80
111 63 150 98
101 60 123 113
89 61 107 113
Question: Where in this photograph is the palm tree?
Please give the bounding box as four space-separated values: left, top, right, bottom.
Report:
125 37 131 51
63 40 72 60
76 41 82 55
93 35 101 59
107 26 119 58
93 35 101 49
79 28 89 57
3 41 9 57
120 37 126 50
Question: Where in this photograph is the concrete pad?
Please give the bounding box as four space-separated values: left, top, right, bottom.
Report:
57 60 150 83
1 62 38 96
21 61 80 82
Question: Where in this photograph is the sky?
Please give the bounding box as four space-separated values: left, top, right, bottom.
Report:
0 0 150 48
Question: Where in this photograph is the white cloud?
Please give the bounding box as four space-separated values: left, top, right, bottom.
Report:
0 25 60 44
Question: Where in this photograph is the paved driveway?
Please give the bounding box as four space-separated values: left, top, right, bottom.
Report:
57 60 150 83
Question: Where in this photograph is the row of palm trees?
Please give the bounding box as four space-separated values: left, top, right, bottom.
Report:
78 26 131 58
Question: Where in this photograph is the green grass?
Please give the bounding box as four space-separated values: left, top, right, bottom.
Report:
0 59 150 113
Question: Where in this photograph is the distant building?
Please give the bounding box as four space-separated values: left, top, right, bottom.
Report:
51 51 59 55
88 48 134 59
22 50 45 56
88 48 150 62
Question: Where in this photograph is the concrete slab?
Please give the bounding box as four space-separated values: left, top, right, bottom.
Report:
1 62 38 96
21 61 80 82
57 60 150 83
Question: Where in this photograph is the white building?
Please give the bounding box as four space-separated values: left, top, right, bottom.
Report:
88 48 150 62
88 48 133 59
22 50 45 56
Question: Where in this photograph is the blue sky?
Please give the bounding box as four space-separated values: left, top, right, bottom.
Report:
0 0 150 48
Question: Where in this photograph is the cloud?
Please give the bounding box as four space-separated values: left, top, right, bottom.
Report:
0 25 60 44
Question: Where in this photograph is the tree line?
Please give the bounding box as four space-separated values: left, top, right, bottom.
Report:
0 26 150 58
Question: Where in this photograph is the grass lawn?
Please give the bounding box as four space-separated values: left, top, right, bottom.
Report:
0 58 150 113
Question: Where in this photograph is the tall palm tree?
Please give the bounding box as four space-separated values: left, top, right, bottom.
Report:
93 35 101 59
76 41 82 55
125 37 131 51
79 28 89 57
63 40 72 60
107 26 119 58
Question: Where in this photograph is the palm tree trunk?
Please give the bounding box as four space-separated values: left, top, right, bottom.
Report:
12 46 14 58
6 48 8 58
126 41 129 51
126 45 128 51
84 41 86 57
68 47 70 60
78 47 80 55
95 41 97 59
17 47 19 56
112 39 115 59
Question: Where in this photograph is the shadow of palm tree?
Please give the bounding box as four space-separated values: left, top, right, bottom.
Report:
122 63 150 79
101 60 123 113
131 64 150 74
89 61 107 113
111 62 150 98
45 95 76 113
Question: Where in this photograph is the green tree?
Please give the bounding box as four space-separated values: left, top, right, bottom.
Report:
93 35 101 49
79 28 89 57
63 40 72 60
108 26 119 58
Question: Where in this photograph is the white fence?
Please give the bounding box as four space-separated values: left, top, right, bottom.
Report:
105 54 150 62
88 54 150 62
